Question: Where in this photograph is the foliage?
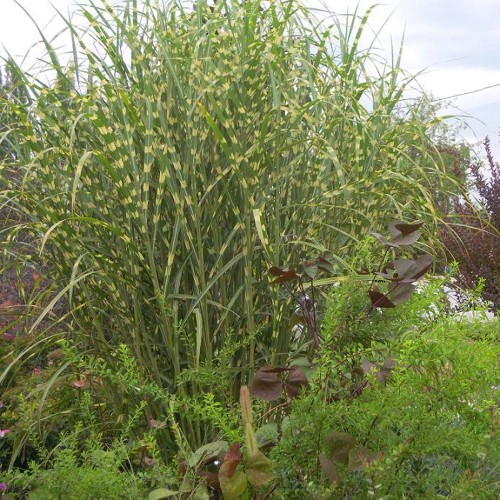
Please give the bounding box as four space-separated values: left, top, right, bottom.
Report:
5 435 149 499
270 278 499 498
0 0 458 458
1 391 180 500
251 220 433 392
440 136 500 311
399 93 470 214
0 63 27 163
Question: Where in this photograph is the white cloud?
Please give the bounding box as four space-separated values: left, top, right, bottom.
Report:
1 0 499 154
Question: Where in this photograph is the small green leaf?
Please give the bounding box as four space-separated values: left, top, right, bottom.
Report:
246 450 274 487
188 441 228 467
255 423 279 448
219 463 247 499
304 263 318 279
148 488 179 500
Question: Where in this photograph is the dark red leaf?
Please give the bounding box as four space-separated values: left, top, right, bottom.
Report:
223 443 243 479
410 254 434 280
303 264 318 279
393 230 422 246
268 266 285 276
368 286 396 309
387 282 416 304
260 366 290 373
389 220 424 236
382 357 396 370
317 257 334 275
283 366 308 399
271 270 300 284
246 450 274 487
252 367 282 401
392 259 417 279
393 255 433 281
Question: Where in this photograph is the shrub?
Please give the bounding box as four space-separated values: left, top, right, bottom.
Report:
271 277 499 498
3 424 176 500
440 136 500 312
1 0 458 458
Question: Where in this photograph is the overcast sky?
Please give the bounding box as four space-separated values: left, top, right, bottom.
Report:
1 0 499 156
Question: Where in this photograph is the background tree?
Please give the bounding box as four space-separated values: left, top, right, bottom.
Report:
440 136 500 312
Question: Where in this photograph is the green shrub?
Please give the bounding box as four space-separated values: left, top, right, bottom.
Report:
271 279 499 498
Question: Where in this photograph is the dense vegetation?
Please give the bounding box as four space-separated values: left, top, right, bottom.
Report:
0 0 498 498
440 137 500 311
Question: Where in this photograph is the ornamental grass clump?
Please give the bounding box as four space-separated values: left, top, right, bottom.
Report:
1 0 455 455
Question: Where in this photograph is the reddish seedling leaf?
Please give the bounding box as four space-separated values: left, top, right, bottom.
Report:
222 443 243 479
252 367 282 401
